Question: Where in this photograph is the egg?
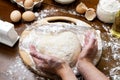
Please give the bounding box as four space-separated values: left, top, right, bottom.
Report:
10 10 21 22
22 11 35 22
24 0 34 9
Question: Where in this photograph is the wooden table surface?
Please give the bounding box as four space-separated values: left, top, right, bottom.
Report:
0 0 120 80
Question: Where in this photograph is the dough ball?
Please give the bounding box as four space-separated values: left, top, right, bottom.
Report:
36 31 81 66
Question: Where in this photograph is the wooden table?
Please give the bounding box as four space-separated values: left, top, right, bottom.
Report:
0 0 120 80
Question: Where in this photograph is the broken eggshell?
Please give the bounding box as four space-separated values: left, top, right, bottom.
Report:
10 0 43 11
76 2 88 14
85 8 96 21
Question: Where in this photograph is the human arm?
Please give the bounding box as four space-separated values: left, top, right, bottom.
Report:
77 59 109 80
30 45 77 80
56 63 77 80
76 32 110 80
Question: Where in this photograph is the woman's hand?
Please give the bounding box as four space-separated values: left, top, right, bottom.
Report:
76 31 109 80
30 45 78 80
77 31 98 63
30 45 64 74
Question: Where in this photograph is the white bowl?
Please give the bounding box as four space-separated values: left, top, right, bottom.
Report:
55 0 75 4
96 0 120 23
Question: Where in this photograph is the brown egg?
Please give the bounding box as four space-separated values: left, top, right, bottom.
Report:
22 11 35 22
76 2 88 14
10 10 21 22
24 0 34 9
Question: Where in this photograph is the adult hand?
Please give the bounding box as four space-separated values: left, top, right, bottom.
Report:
78 31 98 63
76 31 109 80
29 45 65 74
30 45 78 80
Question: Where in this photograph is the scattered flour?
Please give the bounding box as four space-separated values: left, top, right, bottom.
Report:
35 8 80 20
1 56 35 80
110 66 120 80
102 24 120 80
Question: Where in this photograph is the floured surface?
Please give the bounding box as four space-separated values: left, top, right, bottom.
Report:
97 25 120 80
0 56 35 80
1 0 120 80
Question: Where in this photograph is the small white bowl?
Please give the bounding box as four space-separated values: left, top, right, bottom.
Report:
55 0 75 4
96 0 120 23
